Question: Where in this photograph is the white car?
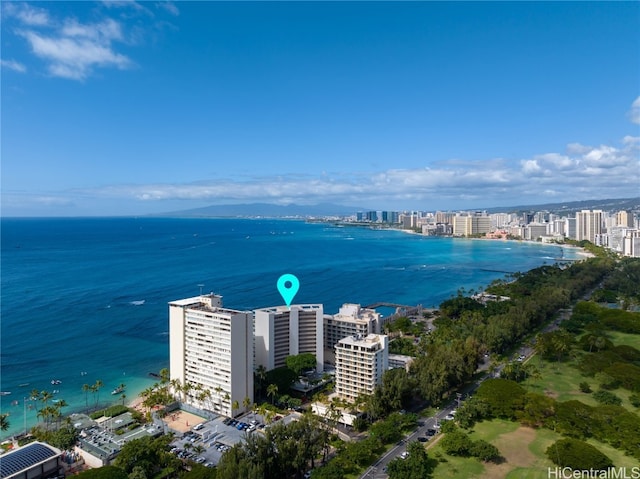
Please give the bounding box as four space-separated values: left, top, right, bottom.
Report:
400 451 409 460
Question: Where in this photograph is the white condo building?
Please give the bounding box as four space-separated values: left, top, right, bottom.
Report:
169 293 253 418
335 333 388 401
324 303 381 351
576 210 603 243
254 304 324 372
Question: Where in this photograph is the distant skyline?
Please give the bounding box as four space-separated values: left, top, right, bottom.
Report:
1 1 639 217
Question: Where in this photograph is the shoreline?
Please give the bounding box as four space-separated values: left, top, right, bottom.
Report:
0 219 593 440
389 226 595 258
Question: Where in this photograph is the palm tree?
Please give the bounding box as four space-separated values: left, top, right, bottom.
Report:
54 399 68 427
94 380 104 408
243 396 251 415
182 381 193 402
159 368 170 385
197 390 208 410
214 385 223 412
0 413 9 431
121 393 127 406
224 392 230 414
170 378 182 401
267 384 278 405
255 365 267 397
82 384 90 410
193 444 206 455
232 400 239 418
40 390 53 408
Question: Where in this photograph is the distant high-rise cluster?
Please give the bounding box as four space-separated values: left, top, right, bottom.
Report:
350 207 640 257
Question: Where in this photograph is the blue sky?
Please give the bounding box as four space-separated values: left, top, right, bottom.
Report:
1 1 639 216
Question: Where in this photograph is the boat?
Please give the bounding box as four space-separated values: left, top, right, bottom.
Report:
0 391 11 396
148 372 160 379
18 383 30 387
111 385 126 395
51 379 62 385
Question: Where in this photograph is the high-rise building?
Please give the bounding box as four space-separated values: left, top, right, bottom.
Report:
324 304 381 352
335 333 388 401
254 304 324 372
576 210 603 243
169 293 253 418
616 211 633 228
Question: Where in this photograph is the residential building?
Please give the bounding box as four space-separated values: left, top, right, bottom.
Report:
169 293 253 417
576 210 604 243
324 304 381 361
254 304 324 372
335 333 388 401
388 354 414 372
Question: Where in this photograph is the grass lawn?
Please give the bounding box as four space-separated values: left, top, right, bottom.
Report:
605 330 640 350
429 417 636 479
523 356 598 406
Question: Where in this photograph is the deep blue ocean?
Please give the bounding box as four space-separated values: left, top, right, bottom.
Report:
0 217 577 437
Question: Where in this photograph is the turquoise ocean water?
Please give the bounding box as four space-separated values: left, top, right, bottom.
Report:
0 217 578 438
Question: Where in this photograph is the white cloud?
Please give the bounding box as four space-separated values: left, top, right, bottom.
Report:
5 3 51 26
75 135 637 209
156 2 179 16
19 18 132 80
630 96 640 125
521 159 542 175
4 2 180 81
1 59 27 73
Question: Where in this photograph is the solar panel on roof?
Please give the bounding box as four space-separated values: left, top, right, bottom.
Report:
0 442 58 477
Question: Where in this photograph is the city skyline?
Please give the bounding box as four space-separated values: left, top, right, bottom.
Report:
1 1 639 217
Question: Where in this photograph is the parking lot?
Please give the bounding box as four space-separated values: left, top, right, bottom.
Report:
168 412 277 467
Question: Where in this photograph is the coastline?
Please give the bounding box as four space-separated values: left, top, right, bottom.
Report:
389 226 595 259
0 218 594 440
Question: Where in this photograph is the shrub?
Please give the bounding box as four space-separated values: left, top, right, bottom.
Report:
476 379 526 419
629 394 640 408
546 438 613 470
579 382 592 393
440 429 473 456
469 439 501 462
592 390 622 406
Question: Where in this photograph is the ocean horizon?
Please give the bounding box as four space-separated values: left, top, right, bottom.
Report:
0 217 580 438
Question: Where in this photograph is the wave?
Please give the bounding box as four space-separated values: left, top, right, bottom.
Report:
129 300 145 306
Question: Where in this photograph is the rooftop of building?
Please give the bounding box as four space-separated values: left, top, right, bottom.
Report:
331 303 380 322
337 333 387 347
0 441 61 477
255 304 323 313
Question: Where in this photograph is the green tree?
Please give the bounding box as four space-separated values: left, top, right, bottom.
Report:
546 438 613 470
82 383 91 410
386 441 432 479
285 353 317 376
476 379 526 419
470 439 501 462
518 392 556 428
267 384 278 405
440 429 474 456
74 466 128 479
0 413 9 431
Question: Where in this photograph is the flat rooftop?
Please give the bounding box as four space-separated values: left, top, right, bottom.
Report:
338 333 386 346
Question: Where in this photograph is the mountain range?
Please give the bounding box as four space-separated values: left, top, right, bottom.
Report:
158 197 640 218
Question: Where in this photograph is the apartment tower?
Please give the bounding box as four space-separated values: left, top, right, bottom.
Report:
335 333 389 401
169 293 253 418
254 304 324 372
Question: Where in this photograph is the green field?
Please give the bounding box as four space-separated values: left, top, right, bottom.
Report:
605 330 640 350
429 417 638 479
428 419 559 479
